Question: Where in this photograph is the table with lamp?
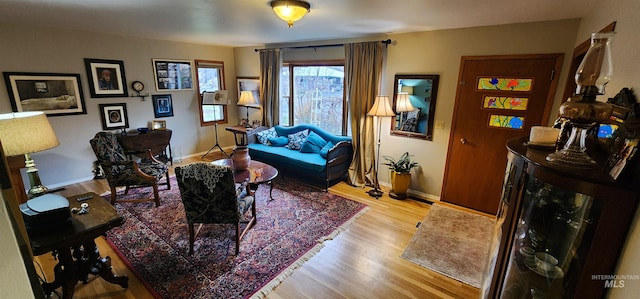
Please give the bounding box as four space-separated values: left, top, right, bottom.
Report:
0 111 129 299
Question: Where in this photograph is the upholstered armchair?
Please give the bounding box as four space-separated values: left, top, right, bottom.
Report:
175 163 256 255
89 131 170 206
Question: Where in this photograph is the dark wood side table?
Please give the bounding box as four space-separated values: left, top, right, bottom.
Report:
212 159 279 200
225 126 253 146
29 192 128 299
118 129 173 164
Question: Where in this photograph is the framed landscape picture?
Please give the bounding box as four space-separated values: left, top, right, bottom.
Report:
152 94 174 118
99 103 129 130
153 59 193 91
84 58 128 98
2 72 87 116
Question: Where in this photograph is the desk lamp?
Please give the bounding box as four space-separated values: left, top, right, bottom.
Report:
238 91 260 128
367 95 395 198
0 111 60 198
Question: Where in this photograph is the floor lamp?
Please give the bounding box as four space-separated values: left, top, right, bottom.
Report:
201 91 229 159
367 95 395 198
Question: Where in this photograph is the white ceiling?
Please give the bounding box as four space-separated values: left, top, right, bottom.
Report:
0 0 597 47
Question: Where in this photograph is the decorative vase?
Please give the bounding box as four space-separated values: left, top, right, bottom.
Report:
232 146 251 170
389 171 411 200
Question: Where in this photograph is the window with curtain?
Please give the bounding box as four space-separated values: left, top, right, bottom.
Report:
279 61 346 135
195 59 226 126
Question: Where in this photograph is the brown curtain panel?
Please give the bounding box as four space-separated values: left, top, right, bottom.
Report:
344 42 384 187
259 48 281 127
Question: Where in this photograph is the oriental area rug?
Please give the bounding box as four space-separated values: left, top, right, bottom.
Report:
103 177 368 299
401 203 494 288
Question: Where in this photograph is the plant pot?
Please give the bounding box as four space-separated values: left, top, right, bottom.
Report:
390 171 411 200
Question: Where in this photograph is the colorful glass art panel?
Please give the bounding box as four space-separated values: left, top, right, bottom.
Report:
478 78 533 91
598 124 618 138
483 96 528 110
489 115 524 129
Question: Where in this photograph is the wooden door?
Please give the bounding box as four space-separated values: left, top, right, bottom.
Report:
442 54 563 214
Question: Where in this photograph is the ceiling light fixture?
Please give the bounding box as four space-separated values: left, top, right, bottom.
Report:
270 0 311 28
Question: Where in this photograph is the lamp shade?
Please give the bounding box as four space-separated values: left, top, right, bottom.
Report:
238 91 259 107
395 92 415 112
270 0 310 28
0 111 60 156
367 95 395 117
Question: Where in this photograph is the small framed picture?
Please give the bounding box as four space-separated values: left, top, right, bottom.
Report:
99 103 129 130
151 94 174 118
3 72 87 116
152 59 193 91
152 120 167 130
84 58 128 98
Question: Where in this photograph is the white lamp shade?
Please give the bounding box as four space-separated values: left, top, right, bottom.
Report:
0 111 60 156
395 92 415 112
238 91 259 107
367 95 395 117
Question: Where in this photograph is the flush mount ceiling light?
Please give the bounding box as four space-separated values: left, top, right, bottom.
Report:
270 0 311 28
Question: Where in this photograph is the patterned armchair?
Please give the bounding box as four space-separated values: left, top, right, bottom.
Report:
89 132 170 206
175 163 256 255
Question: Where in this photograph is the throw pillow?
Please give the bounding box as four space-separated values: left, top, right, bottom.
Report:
300 131 328 153
320 141 334 158
268 136 289 147
285 129 309 150
256 127 277 145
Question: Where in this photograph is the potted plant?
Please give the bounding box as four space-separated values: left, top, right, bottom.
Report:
383 152 419 199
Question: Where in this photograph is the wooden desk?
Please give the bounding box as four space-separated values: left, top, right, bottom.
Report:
118 129 172 164
29 193 128 298
225 126 252 146
212 159 278 200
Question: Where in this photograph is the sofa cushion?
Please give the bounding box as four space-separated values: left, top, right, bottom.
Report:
249 143 326 173
257 127 277 145
300 131 328 153
268 136 289 147
285 129 309 150
319 141 334 158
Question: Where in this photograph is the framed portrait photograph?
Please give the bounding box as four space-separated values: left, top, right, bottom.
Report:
2 72 87 116
84 58 128 98
99 103 129 130
237 77 260 105
152 94 174 118
152 59 193 91
152 120 167 130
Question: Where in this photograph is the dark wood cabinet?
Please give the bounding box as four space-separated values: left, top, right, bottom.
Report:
482 137 640 299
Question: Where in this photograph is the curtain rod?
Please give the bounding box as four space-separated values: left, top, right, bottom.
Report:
254 39 391 52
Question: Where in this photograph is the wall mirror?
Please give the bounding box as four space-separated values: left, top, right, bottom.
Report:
390 74 440 140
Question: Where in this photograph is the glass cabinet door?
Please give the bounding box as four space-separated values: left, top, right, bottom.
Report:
499 175 600 298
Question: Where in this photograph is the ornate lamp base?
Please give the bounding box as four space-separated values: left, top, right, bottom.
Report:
546 124 597 168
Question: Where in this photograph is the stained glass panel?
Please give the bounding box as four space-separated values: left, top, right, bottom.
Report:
483 96 528 110
489 115 524 129
478 78 533 91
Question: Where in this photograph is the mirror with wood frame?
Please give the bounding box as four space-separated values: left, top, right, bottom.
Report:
390 74 439 141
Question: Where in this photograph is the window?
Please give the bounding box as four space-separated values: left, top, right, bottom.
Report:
279 61 346 135
195 60 226 126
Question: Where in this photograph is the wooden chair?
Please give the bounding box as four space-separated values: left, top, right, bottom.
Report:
89 132 170 206
175 163 256 255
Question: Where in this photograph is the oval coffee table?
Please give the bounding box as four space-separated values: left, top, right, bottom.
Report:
211 159 279 200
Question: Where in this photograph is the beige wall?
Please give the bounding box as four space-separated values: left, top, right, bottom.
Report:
577 0 640 297
0 22 239 188
235 19 581 200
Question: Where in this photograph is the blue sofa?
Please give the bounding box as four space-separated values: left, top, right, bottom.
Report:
246 125 353 190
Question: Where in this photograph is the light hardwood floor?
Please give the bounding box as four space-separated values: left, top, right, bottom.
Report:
34 154 481 299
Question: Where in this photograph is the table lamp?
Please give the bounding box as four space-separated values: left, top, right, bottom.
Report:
238 90 260 128
367 95 395 198
0 111 60 198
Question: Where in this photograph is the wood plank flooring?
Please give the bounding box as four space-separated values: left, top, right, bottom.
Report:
34 154 481 299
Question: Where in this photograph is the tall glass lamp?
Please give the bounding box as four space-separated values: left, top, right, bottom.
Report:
547 32 615 167
0 111 60 198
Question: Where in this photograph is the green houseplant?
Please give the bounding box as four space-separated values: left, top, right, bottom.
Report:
383 152 418 199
